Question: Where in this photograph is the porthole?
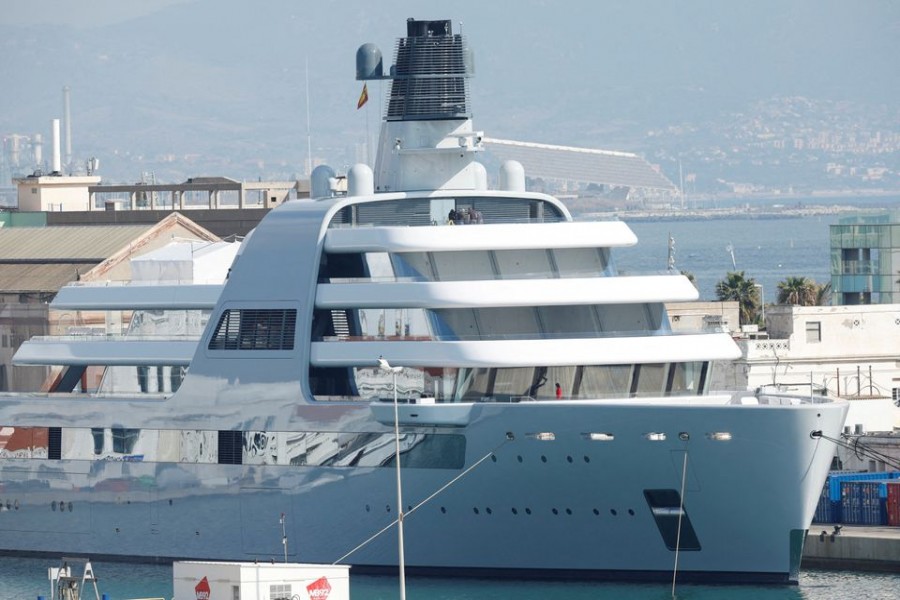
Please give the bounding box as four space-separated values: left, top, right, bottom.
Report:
512 508 518 515
491 455 497 463
566 455 573 463
610 509 618 516
440 506 447 514
552 508 559 515
486 507 493 515
51 501 57 512
386 505 391 513
583 456 590 463
525 508 532 515
540 455 547 463
517 455 523 463
473 507 480 515
365 504 371 512
565 508 572 515
68 502 73 512
628 509 635 516
592 508 600 516
14 500 20 511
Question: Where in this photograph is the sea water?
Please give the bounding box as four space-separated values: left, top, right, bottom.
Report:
1 556 898 600
615 214 839 304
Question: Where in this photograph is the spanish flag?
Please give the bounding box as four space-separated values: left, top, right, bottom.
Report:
357 83 369 109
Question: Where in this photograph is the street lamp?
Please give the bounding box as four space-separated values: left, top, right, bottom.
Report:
754 283 765 327
377 356 406 600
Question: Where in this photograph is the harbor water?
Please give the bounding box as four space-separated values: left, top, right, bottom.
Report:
615 214 838 304
1 556 899 600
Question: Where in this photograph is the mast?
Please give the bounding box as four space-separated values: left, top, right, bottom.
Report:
356 19 484 192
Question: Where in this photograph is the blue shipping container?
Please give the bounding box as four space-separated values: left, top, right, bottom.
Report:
841 480 889 526
813 484 839 523
827 471 900 502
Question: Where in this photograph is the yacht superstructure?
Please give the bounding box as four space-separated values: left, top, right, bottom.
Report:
0 19 847 583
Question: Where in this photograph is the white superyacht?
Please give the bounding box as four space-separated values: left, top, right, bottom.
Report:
0 18 846 583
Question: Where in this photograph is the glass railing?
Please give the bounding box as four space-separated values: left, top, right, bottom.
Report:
317 329 720 342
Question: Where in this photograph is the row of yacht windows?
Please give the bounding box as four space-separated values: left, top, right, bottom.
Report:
310 362 709 403
315 304 667 342
321 248 613 283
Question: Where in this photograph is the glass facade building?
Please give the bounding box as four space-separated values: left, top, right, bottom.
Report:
831 212 900 305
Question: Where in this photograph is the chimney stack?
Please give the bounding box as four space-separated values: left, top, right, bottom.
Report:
63 85 72 169
51 118 61 174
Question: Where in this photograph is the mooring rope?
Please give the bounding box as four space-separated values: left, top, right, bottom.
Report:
333 436 511 565
671 444 690 599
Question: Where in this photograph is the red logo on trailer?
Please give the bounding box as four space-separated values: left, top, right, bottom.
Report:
195 576 211 600
306 576 331 600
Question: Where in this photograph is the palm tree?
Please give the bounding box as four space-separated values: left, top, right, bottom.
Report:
715 271 759 325
815 281 832 306
776 276 819 306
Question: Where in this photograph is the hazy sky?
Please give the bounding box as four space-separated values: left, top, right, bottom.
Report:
2 1 899 182
1 0 193 28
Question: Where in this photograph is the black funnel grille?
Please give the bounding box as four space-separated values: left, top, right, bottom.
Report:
386 29 471 121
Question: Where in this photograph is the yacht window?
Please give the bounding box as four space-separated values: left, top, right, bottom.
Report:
537 306 601 337
48 427 61 460
111 428 140 454
668 362 705 396
458 367 493 401
493 249 553 279
91 427 104 454
579 365 632 399
217 431 243 465
598 304 652 333
475 307 541 339
491 367 540 401
632 363 668 397
553 248 610 278
393 252 435 281
543 366 578 400
432 250 496 281
208 309 297 350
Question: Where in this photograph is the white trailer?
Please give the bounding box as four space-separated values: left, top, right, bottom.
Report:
172 561 350 600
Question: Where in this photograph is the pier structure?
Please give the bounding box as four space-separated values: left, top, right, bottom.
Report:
803 525 900 572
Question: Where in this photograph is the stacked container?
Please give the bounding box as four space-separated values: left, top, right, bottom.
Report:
887 481 900 526
812 471 900 524
841 480 889 525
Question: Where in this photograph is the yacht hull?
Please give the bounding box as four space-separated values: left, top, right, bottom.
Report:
0 399 845 583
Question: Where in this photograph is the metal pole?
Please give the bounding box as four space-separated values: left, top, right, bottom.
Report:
392 369 406 600
379 357 407 600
